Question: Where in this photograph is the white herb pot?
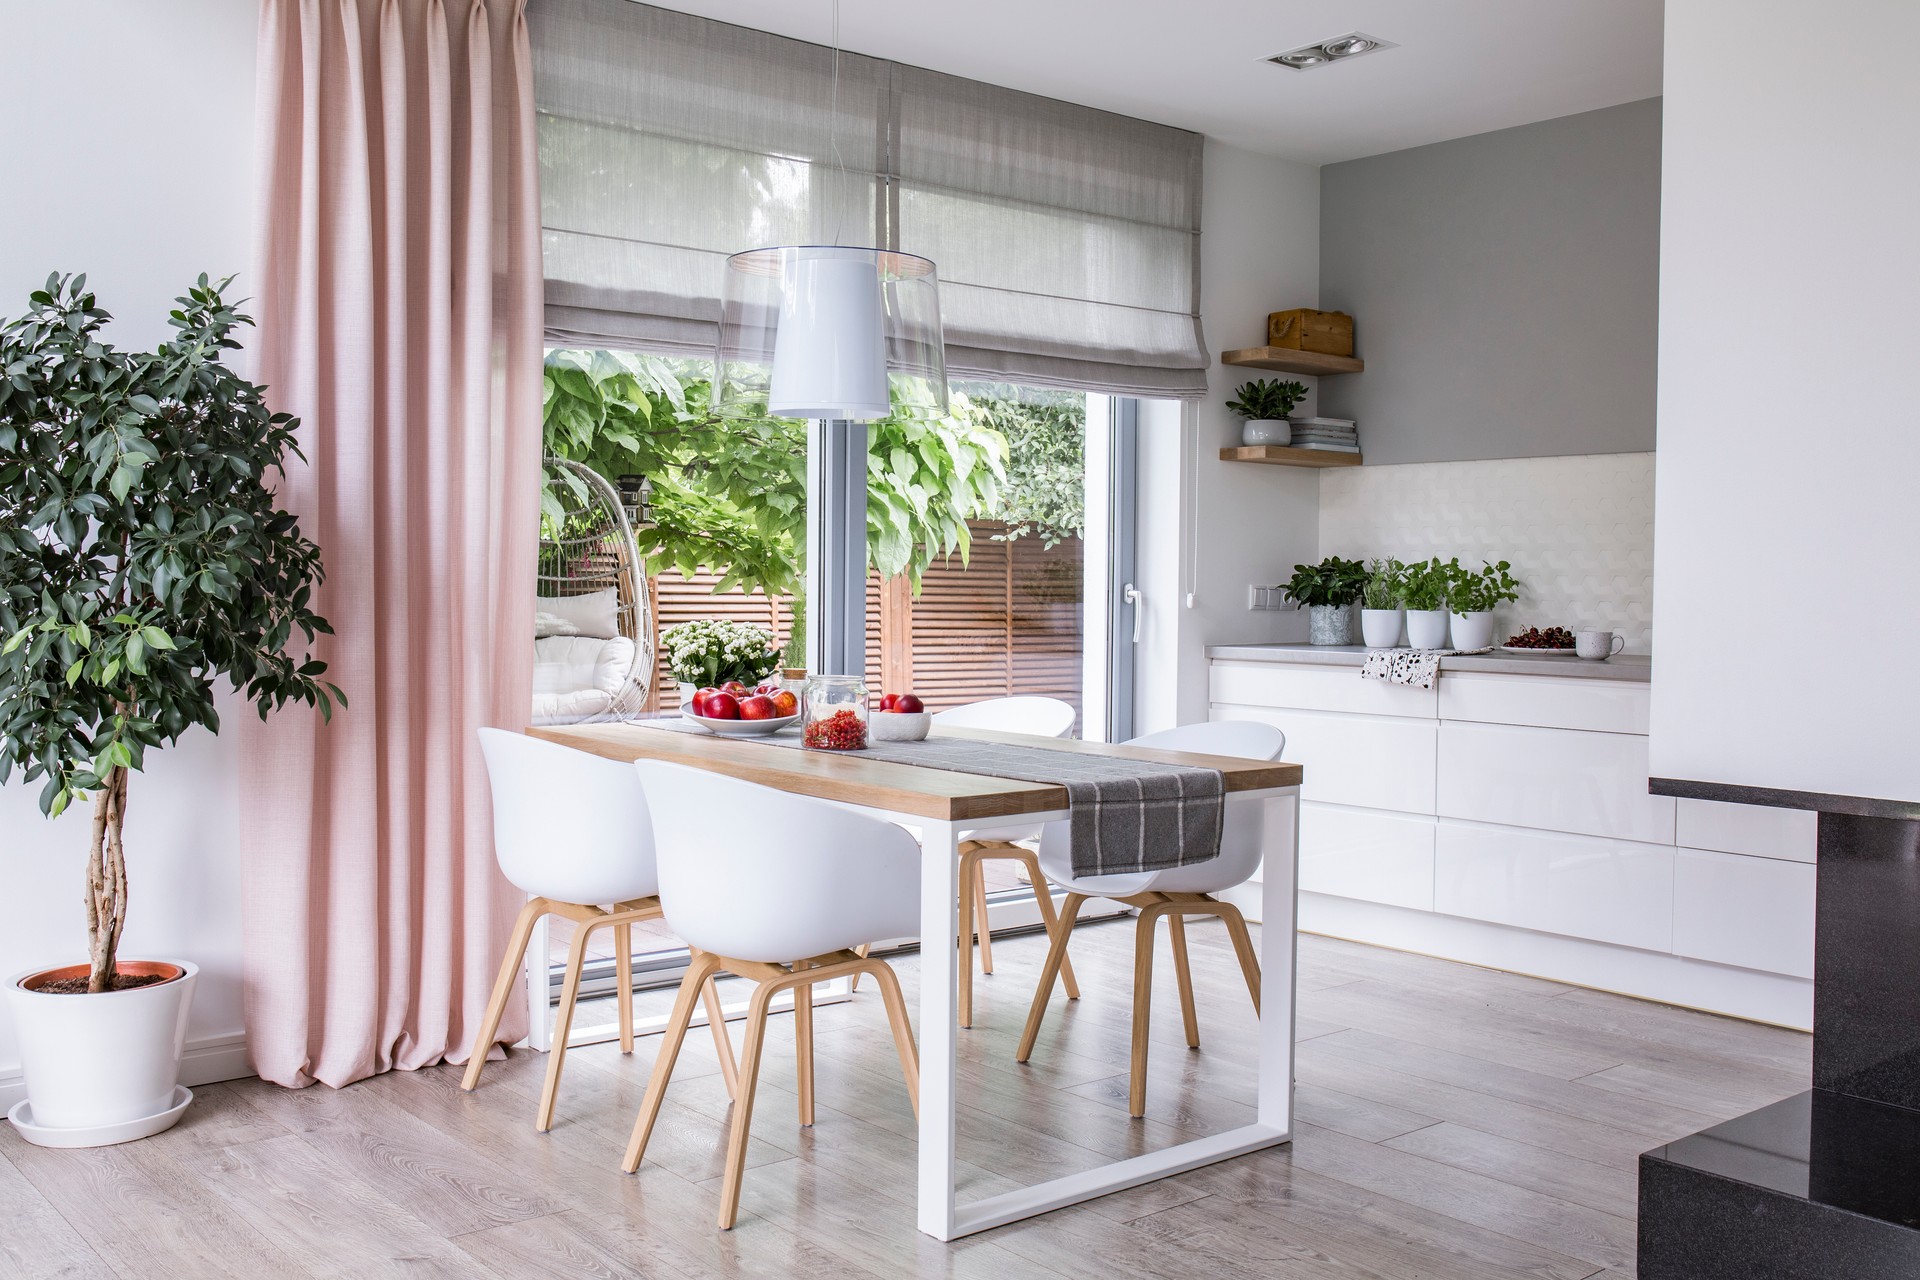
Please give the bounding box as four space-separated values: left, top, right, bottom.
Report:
1360 607 1405 648
1405 608 1451 650
1241 419 1292 447
1307 603 1354 645
6 959 197 1146
1449 611 1496 652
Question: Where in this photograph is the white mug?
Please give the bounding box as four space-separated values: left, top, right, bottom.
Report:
1576 630 1626 661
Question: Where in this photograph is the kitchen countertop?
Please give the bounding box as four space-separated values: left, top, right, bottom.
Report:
1206 643 1652 683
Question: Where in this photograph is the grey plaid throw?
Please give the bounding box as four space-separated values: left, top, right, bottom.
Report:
642 721 1224 879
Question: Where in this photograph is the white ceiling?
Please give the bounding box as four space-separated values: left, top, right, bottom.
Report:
644 0 1663 164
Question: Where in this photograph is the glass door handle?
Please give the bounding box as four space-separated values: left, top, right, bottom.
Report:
1123 583 1143 644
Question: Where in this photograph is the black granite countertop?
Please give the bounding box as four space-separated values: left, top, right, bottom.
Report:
1205 643 1652 683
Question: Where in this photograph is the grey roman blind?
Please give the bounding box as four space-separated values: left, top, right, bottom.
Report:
530 0 1209 398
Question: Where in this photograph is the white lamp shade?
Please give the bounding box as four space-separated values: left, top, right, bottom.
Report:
715 245 947 421
769 249 889 420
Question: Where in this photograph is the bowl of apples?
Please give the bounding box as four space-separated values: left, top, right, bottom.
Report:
682 679 801 736
870 692 931 742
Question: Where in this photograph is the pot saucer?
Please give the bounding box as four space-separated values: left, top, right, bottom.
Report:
7 1084 193 1148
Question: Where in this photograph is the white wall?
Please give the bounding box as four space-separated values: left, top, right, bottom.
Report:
0 0 261 1095
1648 0 1920 804
1136 139 1321 732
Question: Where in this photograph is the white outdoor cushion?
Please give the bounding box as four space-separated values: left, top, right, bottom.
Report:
535 588 619 640
531 634 637 725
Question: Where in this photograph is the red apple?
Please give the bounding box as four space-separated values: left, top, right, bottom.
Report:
690 687 721 716
738 694 778 720
770 690 799 717
879 693 898 711
722 680 750 698
702 691 741 719
894 693 924 714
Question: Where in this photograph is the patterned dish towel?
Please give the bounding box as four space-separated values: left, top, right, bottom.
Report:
1360 645 1493 689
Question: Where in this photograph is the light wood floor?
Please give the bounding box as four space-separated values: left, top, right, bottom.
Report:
0 921 1810 1280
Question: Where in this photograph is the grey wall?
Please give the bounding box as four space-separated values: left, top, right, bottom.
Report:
1318 98 1661 465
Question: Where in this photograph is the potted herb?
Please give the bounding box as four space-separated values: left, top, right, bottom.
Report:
1281 556 1368 645
661 617 780 705
0 275 341 1146
1400 557 1454 649
1225 379 1309 447
1359 558 1407 648
1446 558 1520 651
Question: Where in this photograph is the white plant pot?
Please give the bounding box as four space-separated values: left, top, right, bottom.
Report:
1449 610 1496 651
676 681 697 707
1241 419 1292 447
1307 603 1354 645
1405 608 1451 650
6 959 197 1146
1360 607 1405 648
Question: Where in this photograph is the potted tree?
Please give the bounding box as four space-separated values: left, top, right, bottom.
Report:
1225 379 1308 446
1401 557 1454 649
0 274 340 1147
1281 556 1369 645
1446 558 1520 651
1359 558 1406 648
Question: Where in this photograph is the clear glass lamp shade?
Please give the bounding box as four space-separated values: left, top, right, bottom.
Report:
714 246 947 421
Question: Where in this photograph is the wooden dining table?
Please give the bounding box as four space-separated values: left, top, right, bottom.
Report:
531 718 1303 1241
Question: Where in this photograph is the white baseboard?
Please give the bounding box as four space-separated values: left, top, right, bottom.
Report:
1298 892 1813 1031
0 1034 255 1113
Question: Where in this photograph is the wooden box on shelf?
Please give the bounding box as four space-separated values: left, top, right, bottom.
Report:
1267 308 1354 356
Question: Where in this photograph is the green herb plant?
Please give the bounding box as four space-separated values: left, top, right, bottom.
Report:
1361 558 1406 610
1281 557 1369 608
1224 379 1309 422
1400 557 1454 612
0 274 341 993
1446 558 1521 613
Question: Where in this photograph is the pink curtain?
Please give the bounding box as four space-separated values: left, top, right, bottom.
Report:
240 0 542 1088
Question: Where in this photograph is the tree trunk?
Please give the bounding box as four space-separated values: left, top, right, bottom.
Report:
85 765 130 993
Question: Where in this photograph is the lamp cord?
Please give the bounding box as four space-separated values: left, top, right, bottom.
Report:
828 0 846 247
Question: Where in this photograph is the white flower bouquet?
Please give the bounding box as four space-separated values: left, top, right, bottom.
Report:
660 618 780 687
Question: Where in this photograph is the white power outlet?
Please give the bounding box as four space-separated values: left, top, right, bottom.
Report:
1247 584 1291 610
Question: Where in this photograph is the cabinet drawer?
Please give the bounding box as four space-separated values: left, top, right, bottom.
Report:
1439 672 1650 734
1435 820 1674 952
1228 706 1436 814
1438 720 1675 845
1299 803 1435 910
1211 660 1438 718
1673 848 1815 977
1675 798 1817 863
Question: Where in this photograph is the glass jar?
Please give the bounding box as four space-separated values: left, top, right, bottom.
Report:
802 674 868 750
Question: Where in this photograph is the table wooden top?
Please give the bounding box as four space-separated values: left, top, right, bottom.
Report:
530 721 1303 823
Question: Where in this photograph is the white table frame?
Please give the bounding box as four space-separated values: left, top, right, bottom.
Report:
898 787 1301 1241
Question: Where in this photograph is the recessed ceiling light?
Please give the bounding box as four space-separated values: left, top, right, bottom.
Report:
1265 32 1396 72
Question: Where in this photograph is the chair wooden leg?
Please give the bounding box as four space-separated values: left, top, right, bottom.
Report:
1129 905 1166 1118
1218 902 1262 1016
614 919 635 1055
462 896 546 1091
862 959 920 1120
536 914 602 1132
1016 892 1088 1062
622 951 723 1173
1014 851 1080 1000
972 862 995 975
957 851 978 1029
699 978 740 1101
849 942 870 993
717 981 779 1230
793 963 815 1127
1168 913 1201 1049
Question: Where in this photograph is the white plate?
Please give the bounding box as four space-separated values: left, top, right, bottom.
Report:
681 710 800 737
1498 645 1578 654
7 1085 193 1148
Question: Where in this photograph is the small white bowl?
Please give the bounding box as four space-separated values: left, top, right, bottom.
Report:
869 710 931 742
681 710 800 737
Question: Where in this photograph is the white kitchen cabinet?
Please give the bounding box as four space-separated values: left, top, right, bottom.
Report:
1299 802 1435 910
1435 820 1676 953
1222 705 1437 815
1675 798 1817 863
1438 719 1677 845
1672 848 1816 977
1439 671 1651 735
1212 660 1438 719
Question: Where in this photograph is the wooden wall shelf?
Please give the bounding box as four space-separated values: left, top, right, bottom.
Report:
1220 445 1362 468
1220 346 1364 376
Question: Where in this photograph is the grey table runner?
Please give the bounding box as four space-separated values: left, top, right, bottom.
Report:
640 720 1223 880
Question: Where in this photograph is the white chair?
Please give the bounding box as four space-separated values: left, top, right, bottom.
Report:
925 695 1080 1027
622 760 922 1230
462 729 738 1131
1014 720 1286 1117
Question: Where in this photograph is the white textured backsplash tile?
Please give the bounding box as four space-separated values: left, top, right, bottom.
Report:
1319 453 1654 653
